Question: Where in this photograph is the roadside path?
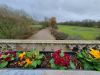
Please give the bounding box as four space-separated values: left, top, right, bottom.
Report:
28 28 55 40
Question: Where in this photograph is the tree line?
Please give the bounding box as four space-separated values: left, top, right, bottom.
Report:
58 19 100 28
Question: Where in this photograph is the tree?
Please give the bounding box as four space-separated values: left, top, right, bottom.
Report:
49 17 57 29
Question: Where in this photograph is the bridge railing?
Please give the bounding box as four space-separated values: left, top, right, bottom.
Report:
0 40 100 51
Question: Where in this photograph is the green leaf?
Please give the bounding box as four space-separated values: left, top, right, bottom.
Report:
2 48 7 51
83 62 93 70
26 52 32 58
51 63 56 69
0 61 8 68
1 55 7 58
11 57 14 60
50 59 58 69
37 60 41 65
31 61 37 68
82 49 88 58
70 61 76 69
17 50 22 53
94 66 100 71
93 62 100 71
34 50 39 55
38 54 44 59
77 53 83 58
50 59 54 64
86 58 92 62
59 67 65 70
88 54 94 60
60 50 64 57
31 48 36 52
34 51 39 59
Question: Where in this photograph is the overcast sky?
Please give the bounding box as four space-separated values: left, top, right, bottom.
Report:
0 0 100 22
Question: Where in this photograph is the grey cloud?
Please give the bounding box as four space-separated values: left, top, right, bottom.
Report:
0 0 100 22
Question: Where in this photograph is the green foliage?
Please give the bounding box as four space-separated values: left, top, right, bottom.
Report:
52 30 68 40
69 61 76 70
50 59 66 70
24 49 44 68
77 49 100 71
31 60 37 68
41 21 49 28
1 55 7 59
0 61 8 68
0 5 34 39
60 50 64 57
96 35 100 40
58 20 100 28
50 59 57 69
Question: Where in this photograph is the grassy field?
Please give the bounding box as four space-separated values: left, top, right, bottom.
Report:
32 25 42 28
58 25 100 40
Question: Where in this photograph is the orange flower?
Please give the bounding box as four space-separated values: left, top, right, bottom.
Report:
19 52 26 60
25 58 32 65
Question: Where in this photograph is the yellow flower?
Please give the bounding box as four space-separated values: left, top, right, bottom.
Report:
90 48 100 59
25 58 32 65
19 52 26 60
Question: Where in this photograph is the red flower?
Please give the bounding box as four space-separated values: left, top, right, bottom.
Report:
0 54 2 57
13 53 16 57
5 56 11 61
56 50 61 54
54 60 59 65
52 50 71 67
5 51 16 57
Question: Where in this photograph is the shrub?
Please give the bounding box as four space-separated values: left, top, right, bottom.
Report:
51 30 68 40
0 5 34 39
96 35 100 40
67 35 82 40
41 21 49 28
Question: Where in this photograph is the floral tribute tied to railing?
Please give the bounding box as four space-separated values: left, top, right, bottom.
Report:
0 48 100 71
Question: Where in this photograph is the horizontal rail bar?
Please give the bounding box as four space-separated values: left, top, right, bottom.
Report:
0 40 100 44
